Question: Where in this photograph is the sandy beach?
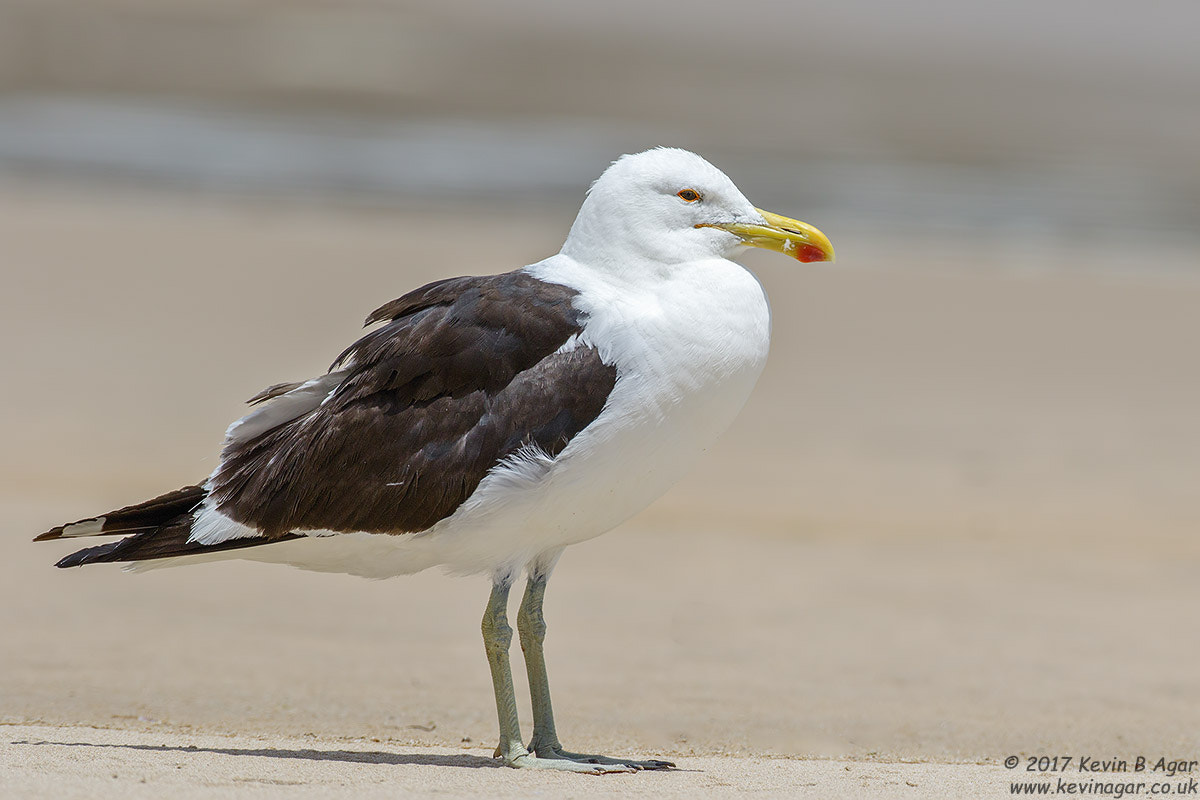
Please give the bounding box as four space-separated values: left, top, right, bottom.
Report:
3 187 1199 797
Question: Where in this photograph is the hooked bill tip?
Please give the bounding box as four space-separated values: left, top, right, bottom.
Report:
794 243 831 263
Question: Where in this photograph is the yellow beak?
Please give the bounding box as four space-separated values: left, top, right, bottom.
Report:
703 208 835 263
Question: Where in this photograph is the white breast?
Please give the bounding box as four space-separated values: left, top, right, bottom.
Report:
409 255 772 573
547 257 771 530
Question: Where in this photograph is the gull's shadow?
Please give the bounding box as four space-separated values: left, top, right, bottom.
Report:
11 738 501 769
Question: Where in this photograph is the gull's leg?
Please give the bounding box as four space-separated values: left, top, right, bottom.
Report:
482 580 524 763
517 567 675 771
482 577 631 774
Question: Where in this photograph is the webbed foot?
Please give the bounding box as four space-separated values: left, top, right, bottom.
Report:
498 746 636 773
530 742 675 771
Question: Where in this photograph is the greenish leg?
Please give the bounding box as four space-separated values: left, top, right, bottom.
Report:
482 578 632 774
517 572 675 771
517 573 558 751
482 581 524 762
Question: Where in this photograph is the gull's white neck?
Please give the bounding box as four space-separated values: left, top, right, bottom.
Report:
527 251 771 417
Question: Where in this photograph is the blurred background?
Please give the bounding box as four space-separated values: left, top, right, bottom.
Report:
3 0 1200 243
2 0 1198 763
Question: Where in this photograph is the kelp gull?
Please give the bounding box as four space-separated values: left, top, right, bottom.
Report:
37 147 835 773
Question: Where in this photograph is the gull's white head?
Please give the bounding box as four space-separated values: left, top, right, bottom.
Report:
561 148 834 270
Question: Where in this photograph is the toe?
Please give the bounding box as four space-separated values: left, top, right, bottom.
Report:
536 746 675 771
507 753 634 774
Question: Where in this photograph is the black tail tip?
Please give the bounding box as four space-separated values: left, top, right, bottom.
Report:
54 541 122 568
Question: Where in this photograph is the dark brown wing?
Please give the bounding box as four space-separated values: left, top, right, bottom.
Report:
208 271 616 537
36 484 281 568
35 485 207 542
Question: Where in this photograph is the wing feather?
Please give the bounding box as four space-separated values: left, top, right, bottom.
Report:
208 270 616 538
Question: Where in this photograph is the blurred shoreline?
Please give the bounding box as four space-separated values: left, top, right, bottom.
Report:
2 93 1198 266
3 0 1199 271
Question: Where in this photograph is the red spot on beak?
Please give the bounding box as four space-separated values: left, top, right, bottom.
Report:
794 243 828 263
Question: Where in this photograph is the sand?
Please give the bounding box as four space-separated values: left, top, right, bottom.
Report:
3 725 1019 799
2 186 1199 797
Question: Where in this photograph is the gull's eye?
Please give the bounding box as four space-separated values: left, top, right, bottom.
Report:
676 189 701 203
